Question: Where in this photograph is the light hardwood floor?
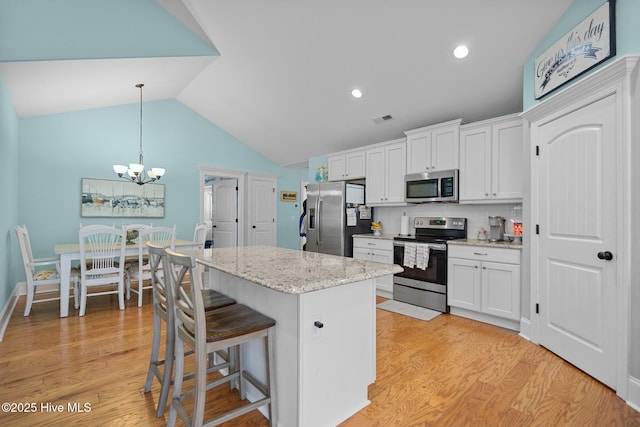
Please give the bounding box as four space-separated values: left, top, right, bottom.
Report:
0 292 638 426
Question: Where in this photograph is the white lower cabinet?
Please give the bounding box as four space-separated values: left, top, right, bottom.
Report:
448 244 521 329
353 237 394 296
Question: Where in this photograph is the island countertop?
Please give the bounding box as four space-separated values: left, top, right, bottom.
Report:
192 245 403 294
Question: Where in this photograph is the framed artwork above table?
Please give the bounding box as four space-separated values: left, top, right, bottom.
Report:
81 178 165 218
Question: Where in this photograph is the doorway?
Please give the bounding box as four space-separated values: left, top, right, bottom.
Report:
200 167 245 248
535 94 617 388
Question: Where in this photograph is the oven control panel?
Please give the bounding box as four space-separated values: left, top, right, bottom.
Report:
413 216 466 230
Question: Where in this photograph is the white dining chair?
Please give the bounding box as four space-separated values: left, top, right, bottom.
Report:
122 223 152 243
126 225 176 307
15 225 79 316
192 223 207 250
78 225 127 316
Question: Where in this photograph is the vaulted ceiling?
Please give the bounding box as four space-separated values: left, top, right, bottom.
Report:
0 0 572 168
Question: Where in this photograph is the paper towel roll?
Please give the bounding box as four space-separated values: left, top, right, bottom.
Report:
400 215 410 236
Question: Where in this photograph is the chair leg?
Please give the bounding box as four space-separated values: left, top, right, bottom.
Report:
266 328 276 427
144 309 162 393
117 281 125 310
157 316 175 417
23 285 35 316
238 343 246 400
125 273 131 301
167 333 185 427
73 278 80 310
192 340 208 426
79 285 87 317
137 279 143 308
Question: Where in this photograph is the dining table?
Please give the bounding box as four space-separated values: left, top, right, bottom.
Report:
53 239 199 317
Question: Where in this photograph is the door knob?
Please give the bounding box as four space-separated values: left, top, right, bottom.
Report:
597 251 613 261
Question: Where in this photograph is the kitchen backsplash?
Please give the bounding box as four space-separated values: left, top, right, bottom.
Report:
373 203 522 238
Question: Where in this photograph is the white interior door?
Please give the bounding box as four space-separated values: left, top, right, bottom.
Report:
213 179 238 248
203 185 213 241
536 94 617 388
248 175 277 246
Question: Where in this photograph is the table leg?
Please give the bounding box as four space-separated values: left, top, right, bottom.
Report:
59 254 71 317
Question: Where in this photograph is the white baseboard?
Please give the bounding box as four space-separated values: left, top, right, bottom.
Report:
449 307 520 331
628 375 640 412
376 289 393 299
519 316 532 341
0 283 22 341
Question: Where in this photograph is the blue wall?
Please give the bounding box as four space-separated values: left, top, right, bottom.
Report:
15 99 305 280
0 0 217 61
523 0 640 110
0 75 19 310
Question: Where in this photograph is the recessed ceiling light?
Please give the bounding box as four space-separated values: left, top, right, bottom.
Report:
351 89 363 98
453 45 469 59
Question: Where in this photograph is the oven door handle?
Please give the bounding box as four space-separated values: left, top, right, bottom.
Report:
393 241 447 251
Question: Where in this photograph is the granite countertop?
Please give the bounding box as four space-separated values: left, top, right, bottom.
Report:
352 233 396 240
189 246 403 295
448 238 523 250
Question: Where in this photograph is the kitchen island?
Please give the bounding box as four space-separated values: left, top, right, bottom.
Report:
193 246 402 427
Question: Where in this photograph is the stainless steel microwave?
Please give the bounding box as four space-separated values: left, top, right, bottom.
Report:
404 169 459 203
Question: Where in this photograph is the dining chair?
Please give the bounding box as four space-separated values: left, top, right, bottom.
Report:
192 223 207 250
126 225 176 307
15 225 79 316
78 225 127 316
122 223 152 244
165 249 276 427
144 243 236 417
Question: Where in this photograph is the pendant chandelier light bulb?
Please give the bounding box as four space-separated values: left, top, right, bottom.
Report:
113 83 165 185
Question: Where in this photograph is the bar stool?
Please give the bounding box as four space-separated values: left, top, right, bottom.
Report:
143 243 236 417
165 249 276 427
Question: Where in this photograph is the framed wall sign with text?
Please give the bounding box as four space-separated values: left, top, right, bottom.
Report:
534 0 616 99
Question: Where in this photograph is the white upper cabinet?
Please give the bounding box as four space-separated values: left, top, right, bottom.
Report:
365 139 407 206
459 114 523 203
405 119 463 173
328 149 366 181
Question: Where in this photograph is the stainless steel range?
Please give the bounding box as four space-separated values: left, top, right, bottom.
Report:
393 216 467 312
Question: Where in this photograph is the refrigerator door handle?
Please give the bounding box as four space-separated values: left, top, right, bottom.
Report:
317 199 322 245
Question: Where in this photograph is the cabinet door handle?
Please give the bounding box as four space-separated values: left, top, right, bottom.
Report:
367 242 376 245
474 265 479 269
314 321 324 329
473 252 488 256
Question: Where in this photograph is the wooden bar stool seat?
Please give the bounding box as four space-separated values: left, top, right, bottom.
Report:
143 243 235 417
165 249 277 427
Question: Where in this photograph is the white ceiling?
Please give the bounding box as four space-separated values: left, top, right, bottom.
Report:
1 0 572 168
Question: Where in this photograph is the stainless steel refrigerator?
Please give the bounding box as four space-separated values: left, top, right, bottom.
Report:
304 182 372 257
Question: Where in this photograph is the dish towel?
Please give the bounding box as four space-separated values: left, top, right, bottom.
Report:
416 243 430 270
403 243 417 268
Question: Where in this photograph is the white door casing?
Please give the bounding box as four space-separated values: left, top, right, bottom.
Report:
536 93 617 388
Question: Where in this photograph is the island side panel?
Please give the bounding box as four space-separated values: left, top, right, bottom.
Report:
207 268 300 427
299 278 376 427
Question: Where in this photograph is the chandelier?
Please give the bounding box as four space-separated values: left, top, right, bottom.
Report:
113 83 165 185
